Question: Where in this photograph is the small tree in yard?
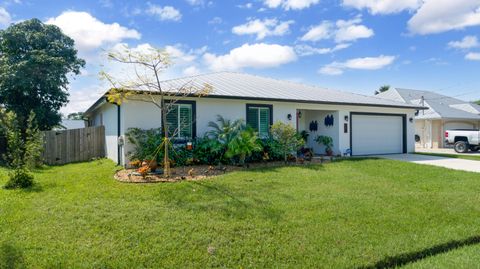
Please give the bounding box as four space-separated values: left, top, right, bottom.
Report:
100 44 212 177
270 122 304 164
0 111 43 189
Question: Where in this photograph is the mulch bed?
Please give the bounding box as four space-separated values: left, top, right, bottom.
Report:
114 157 331 183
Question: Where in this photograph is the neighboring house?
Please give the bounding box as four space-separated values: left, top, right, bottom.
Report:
377 88 480 149
83 72 422 165
55 119 86 130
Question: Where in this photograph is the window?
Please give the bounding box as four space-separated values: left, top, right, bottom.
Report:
246 104 272 137
164 102 195 139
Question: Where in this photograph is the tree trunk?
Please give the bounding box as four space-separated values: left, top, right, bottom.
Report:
162 103 170 178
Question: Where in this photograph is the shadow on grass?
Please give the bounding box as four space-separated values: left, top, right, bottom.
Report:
163 180 284 222
236 163 326 174
0 242 25 269
358 235 480 269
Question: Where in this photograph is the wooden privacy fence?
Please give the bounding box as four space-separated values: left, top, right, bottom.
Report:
43 126 106 165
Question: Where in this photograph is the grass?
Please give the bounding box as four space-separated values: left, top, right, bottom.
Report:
1 159 480 268
415 152 480 161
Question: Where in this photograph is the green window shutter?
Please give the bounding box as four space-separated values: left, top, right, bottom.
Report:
165 105 178 137
247 107 259 130
259 108 270 136
179 105 192 138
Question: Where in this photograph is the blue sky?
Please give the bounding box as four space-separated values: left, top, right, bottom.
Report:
1 0 480 114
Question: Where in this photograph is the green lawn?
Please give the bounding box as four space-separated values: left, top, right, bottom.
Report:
415 152 480 161
1 159 480 268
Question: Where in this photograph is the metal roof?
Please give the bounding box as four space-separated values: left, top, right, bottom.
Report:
85 72 423 116
377 88 480 120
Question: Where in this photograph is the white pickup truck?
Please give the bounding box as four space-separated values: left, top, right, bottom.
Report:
445 129 480 153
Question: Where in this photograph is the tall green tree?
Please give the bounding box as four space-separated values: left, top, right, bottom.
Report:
0 19 85 130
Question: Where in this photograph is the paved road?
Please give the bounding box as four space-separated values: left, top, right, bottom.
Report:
376 154 480 173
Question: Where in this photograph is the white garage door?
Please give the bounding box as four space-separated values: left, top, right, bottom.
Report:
351 114 404 155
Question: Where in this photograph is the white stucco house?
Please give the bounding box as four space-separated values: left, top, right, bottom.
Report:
84 72 423 165
377 88 480 149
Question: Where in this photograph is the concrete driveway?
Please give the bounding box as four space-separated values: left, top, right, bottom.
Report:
375 154 480 173
416 148 480 156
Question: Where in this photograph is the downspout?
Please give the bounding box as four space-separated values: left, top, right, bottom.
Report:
117 103 121 166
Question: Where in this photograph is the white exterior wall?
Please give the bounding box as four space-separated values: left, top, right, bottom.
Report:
90 102 119 164
300 110 339 154
96 95 417 165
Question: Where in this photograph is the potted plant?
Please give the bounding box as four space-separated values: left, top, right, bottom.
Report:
315 135 334 156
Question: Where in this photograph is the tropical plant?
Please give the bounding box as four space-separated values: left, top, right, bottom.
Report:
374 85 390 95
225 128 262 166
315 135 334 155
270 122 305 163
125 128 163 162
299 130 309 143
193 136 224 165
207 115 245 145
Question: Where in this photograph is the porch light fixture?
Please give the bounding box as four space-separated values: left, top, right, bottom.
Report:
297 111 302 119
287 113 292 121
409 117 414 123
344 115 349 122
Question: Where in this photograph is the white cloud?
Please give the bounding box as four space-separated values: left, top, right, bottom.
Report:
319 55 396 75
301 17 374 43
203 43 297 71
448 35 479 49
300 21 333 42
334 17 374 42
0 7 12 27
466 52 480 60
295 43 351 56
46 11 141 52
342 0 421 14
263 0 320 10
183 66 201 76
232 18 294 40
408 0 480 35
146 4 182 21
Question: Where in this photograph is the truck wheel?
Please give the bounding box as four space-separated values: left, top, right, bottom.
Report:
454 141 469 153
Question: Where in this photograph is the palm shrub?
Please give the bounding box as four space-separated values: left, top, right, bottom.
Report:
270 122 305 163
207 115 245 145
207 115 246 164
225 127 262 166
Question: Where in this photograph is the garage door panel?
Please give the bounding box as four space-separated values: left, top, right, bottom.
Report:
352 114 404 155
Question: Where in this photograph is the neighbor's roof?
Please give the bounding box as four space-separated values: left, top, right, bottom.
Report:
377 88 480 120
85 72 423 115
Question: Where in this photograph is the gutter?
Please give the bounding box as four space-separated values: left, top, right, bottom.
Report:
84 91 427 115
